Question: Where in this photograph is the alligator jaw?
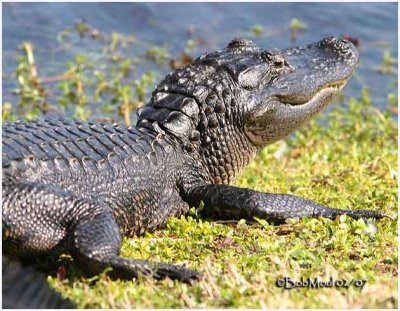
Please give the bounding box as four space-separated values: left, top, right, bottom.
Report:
278 80 346 107
244 82 344 146
276 82 346 127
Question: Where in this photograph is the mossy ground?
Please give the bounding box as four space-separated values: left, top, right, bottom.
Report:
47 92 397 308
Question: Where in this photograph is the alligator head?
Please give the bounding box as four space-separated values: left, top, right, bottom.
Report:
237 37 359 145
138 37 359 183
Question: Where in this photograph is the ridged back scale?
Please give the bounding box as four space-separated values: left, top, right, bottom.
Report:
2 118 165 181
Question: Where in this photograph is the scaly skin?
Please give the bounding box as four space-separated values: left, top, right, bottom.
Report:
2 256 75 308
2 37 387 308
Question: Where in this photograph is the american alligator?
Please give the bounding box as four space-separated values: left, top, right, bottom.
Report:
2 37 386 308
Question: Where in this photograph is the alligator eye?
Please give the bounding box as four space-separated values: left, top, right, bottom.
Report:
262 51 286 70
273 56 286 69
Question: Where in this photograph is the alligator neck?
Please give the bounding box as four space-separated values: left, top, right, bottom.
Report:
137 64 258 185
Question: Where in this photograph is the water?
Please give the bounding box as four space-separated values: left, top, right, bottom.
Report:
2 2 398 118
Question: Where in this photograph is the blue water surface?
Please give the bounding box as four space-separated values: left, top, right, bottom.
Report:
2 2 398 114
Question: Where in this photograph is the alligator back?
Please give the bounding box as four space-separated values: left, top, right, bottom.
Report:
2 118 155 181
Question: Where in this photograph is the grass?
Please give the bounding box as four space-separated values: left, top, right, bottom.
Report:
47 90 397 308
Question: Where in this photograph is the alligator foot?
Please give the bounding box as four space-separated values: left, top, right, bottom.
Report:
322 208 390 220
102 257 201 284
149 262 201 284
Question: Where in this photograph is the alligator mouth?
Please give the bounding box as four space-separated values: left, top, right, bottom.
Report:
277 80 346 106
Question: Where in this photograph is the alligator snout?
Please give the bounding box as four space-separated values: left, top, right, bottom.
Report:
317 36 358 58
277 36 359 95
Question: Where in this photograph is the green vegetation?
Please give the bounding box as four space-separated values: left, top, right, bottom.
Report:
250 24 264 36
290 18 306 31
47 89 397 308
3 21 397 309
3 22 161 124
377 50 397 75
290 18 306 42
146 46 171 65
7 42 49 121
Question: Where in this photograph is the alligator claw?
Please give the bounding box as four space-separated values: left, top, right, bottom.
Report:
345 209 390 220
103 256 201 284
153 264 201 284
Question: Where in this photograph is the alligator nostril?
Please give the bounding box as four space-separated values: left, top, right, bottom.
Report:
337 40 354 56
318 37 355 56
227 38 256 49
318 36 337 48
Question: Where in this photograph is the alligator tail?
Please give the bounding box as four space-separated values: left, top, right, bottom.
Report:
2 256 75 309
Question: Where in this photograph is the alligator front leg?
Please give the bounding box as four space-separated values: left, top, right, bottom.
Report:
185 184 387 222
